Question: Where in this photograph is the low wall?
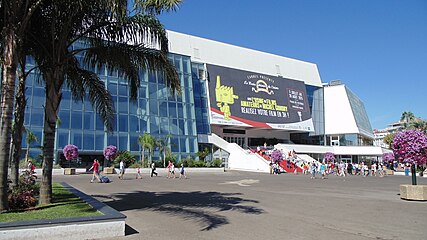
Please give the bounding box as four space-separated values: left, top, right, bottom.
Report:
26 167 225 175
0 183 126 240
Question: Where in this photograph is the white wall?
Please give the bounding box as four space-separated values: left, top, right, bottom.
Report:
323 85 359 135
167 30 322 87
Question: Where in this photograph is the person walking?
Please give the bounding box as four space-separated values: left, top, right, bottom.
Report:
136 166 143 179
179 164 187 179
170 162 176 179
118 159 125 179
89 159 101 183
310 162 317 179
151 162 158 177
167 161 172 178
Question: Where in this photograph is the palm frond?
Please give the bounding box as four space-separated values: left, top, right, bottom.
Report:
64 58 115 131
133 0 182 15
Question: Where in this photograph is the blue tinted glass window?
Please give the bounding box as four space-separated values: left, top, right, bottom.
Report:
108 133 117 146
140 117 148 133
180 137 187 152
177 103 184 118
138 99 147 115
168 102 177 118
159 101 168 117
171 137 179 152
189 137 197 152
183 58 190 74
32 87 44 109
108 82 117 95
129 101 138 115
149 100 158 115
149 83 157 99
71 131 82 148
57 130 69 148
187 120 194 136
71 98 83 111
150 116 159 134
24 109 30 125
83 112 94 130
178 119 185 135
160 118 169 135
169 118 178 135
84 95 93 111
148 72 156 83
129 115 139 132
60 91 71 110
30 112 44 127
119 114 128 132
118 97 128 113
119 134 128 150
95 132 105 150
118 84 127 96
184 75 191 88
95 114 105 130
83 132 94 150
139 85 147 98
71 112 83 129
59 111 70 129
130 135 139 151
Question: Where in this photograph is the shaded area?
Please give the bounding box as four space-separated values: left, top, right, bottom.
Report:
125 224 139 235
96 191 264 231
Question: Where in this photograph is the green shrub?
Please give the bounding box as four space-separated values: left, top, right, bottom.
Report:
210 159 222 168
114 150 137 167
8 172 40 210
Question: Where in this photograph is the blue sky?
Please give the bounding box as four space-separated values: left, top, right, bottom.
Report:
159 0 427 130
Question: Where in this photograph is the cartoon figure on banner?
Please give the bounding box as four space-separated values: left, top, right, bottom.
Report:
215 75 238 120
252 80 274 95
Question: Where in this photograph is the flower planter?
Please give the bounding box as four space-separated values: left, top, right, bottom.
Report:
384 169 394 175
400 184 427 201
64 168 76 175
103 167 115 174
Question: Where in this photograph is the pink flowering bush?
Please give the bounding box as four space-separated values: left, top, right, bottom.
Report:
382 152 395 163
270 149 283 162
392 130 427 165
103 145 118 161
63 144 78 161
324 152 335 162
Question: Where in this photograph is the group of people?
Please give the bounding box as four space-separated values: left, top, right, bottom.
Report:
88 159 187 183
303 161 387 179
166 161 187 179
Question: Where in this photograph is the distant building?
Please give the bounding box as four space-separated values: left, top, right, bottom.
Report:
373 118 423 148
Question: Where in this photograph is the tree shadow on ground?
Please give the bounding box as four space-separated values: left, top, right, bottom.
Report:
94 191 264 231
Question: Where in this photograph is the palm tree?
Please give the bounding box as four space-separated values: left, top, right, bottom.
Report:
25 130 38 162
400 111 415 128
138 132 155 167
0 0 44 211
410 120 427 134
156 134 171 167
26 0 181 204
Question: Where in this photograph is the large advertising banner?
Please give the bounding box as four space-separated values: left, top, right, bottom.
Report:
207 64 314 132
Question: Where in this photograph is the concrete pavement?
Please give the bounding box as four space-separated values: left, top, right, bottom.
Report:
54 171 427 240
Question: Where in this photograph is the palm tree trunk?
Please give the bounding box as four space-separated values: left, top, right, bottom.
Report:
10 68 27 187
163 150 166 168
141 146 145 168
0 30 18 211
39 74 62 205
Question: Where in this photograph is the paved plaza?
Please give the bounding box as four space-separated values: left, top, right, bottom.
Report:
54 171 427 240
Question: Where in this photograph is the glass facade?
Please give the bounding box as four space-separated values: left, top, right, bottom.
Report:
346 87 373 137
22 51 201 162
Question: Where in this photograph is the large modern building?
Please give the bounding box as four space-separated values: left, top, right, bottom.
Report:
17 30 383 170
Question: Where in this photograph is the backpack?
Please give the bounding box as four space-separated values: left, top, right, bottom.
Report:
101 176 110 183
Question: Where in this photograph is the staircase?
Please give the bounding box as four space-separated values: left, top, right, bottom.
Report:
207 133 271 173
